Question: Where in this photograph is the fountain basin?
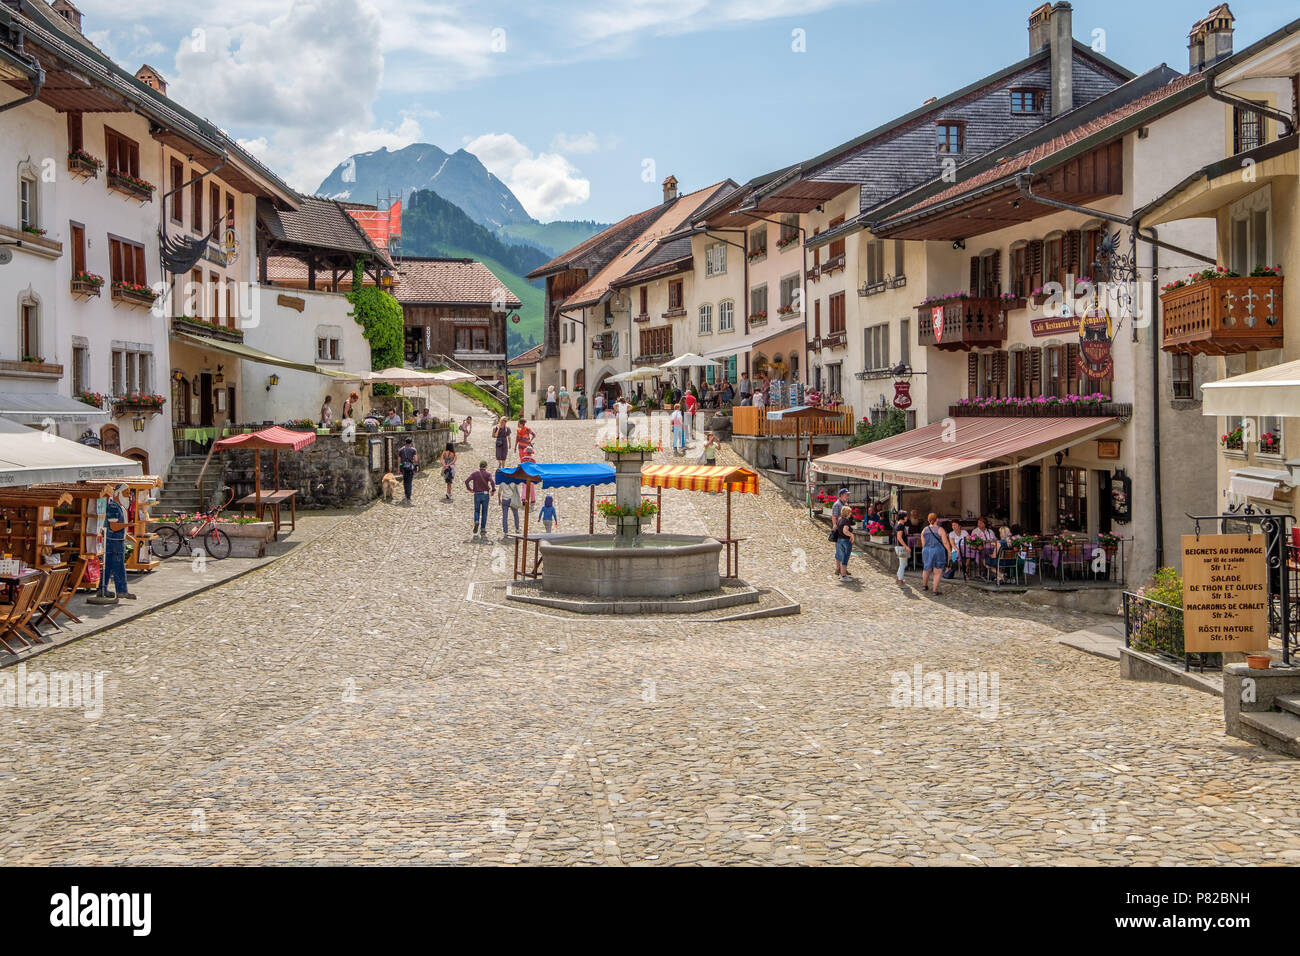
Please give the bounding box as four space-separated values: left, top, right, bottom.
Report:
540 534 722 598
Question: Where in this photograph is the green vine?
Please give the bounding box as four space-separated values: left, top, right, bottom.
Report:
347 259 404 395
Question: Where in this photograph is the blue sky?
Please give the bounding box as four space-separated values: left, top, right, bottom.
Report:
79 0 1296 222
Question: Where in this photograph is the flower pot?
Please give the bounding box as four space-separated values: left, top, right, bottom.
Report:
1247 654 1272 670
870 535 889 545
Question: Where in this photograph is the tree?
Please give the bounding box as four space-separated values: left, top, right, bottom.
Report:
347 259 404 395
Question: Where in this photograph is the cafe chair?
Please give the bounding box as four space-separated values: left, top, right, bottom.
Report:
29 567 70 637
0 577 43 654
44 557 87 627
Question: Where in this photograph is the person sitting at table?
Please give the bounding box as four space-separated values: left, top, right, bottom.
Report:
806 385 822 407
968 516 996 565
386 410 403 428
991 525 1015 582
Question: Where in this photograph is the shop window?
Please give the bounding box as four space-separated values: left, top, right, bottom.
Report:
1056 467 1088 532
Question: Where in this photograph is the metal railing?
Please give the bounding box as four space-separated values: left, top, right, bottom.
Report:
1123 591 1220 673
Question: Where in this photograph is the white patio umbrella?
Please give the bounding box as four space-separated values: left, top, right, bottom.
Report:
606 367 668 384
659 352 720 369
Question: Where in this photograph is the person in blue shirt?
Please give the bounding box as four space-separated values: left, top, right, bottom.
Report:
102 483 135 600
539 495 559 533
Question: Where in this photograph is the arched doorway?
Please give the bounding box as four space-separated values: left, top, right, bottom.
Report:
123 447 149 474
99 424 121 455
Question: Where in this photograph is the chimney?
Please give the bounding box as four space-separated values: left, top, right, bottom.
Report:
1028 3 1052 53
1048 2 1073 116
1189 5 1235 73
135 65 167 96
51 0 83 33
662 175 678 204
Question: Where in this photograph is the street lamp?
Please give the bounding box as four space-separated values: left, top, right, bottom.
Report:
214 364 224 385
266 373 280 392
132 414 145 433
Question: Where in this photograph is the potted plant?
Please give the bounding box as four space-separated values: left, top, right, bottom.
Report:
67 148 104 177
404 417 416 431
71 271 105 296
1221 424 1245 451
865 519 888 544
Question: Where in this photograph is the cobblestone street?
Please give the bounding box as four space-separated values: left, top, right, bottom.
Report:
3 404 1299 866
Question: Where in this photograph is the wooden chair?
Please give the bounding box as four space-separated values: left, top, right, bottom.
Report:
29 567 70 637
0 577 43 654
43 557 86 626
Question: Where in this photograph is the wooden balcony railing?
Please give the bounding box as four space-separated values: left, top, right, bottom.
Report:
916 296 1007 351
732 405 856 437
1161 276 1284 354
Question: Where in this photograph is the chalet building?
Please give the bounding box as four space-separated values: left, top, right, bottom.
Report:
1139 15 1300 522
507 343 544 418
819 5 1296 587
391 256 520 385
0 0 297 478
527 177 735 407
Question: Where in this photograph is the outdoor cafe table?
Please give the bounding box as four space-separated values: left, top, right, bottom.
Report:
234 489 296 539
0 568 40 603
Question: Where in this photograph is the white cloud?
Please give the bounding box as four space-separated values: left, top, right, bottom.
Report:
464 133 590 220
550 131 602 155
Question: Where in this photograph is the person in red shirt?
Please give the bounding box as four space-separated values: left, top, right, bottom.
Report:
516 418 535 454
683 389 698 440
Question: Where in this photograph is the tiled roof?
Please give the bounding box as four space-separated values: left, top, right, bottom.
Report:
507 344 543 368
262 196 393 265
393 257 522 308
883 73 1203 222
263 256 361 286
527 204 669 278
562 182 732 308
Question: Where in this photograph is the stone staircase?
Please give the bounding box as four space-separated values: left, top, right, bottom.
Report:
1239 692 1300 756
156 455 220 516
1225 663 1300 758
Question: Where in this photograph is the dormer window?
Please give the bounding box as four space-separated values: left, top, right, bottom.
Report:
1010 89 1044 114
936 122 964 154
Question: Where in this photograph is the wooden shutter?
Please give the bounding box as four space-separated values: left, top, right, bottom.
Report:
1027 240 1043 288
993 350 1008 397
990 250 1002 298
1030 347 1042 397
1063 231 1080 276
969 256 980 295
894 240 905 278
967 353 978 400
1066 343 1080 394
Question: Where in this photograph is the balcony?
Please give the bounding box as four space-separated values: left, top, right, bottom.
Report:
1161 275 1284 355
824 330 847 349
916 296 1007 351
171 316 244 343
949 400 1132 420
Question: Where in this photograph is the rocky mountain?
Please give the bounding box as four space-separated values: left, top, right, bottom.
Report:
317 143 533 230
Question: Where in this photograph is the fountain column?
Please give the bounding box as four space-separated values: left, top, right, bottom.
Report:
603 447 654 541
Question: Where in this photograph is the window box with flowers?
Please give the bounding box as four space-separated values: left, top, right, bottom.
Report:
67 149 104 179
776 304 799 319
171 315 244 342
71 271 104 298
0 357 62 377
777 233 800 253
76 391 108 409
746 249 767 264
107 170 156 201
113 392 166 418
748 311 768 326
999 291 1026 311
112 280 159 308
1161 265 1284 355
1258 429 1282 458
1221 423 1246 458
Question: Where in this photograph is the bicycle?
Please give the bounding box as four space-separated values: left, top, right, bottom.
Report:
154 490 235 560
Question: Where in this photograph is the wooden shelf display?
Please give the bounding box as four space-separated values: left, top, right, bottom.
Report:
79 476 164 572
27 476 165 581
0 488 75 571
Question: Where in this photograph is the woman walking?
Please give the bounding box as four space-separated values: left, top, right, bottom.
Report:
440 442 457 501
670 403 685 456
892 510 910 587
545 385 559 420
920 512 952 594
492 417 512 469
834 508 856 583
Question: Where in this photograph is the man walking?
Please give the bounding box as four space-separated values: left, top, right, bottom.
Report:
739 372 752 405
465 460 495 537
576 386 588 420
398 437 418 504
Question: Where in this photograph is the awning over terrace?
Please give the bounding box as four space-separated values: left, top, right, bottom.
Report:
812 416 1120 490
640 464 760 495
493 462 616 488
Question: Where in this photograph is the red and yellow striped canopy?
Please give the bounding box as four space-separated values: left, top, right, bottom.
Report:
640 464 760 495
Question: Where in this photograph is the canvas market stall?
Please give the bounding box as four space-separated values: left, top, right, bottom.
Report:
212 426 316 539
494 462 617 579
0 416 142 488
639 464 760 579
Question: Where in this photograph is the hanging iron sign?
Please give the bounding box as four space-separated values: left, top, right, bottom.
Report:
1110 469 1132 524
893 380 912 410
1077 311 1114 380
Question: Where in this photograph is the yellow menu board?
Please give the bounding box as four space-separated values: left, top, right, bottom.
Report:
1182 534 1269 653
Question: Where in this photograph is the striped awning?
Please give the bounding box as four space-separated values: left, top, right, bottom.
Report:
640 464 760 495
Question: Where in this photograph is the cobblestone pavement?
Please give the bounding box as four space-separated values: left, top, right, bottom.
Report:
3 399 1299 866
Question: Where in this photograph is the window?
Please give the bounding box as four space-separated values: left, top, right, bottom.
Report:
455 327 488 351
899 317 910 366
1010 89 1044 113
170 159 184 221
111 349 124 396
640 325 672 357
779 275 800 313
750 225 767 256
864 323 890 370
1082 228 1108 282
104 128 139 178
828 217 845 260
813 299 822 339
1233 101 1266 155
1171 352 1193 400
209 271 221 323
779 215 798 246
67 112 83 152
225 193 236 228
893 239 905 281
1229 188 1272 274
317 336 341 361
72 343 88 395
971 250 1001 298
829 291 846 334
719 299 735 332
936 122 963 154
827 362 842 396
865 240 885 287
1056 467 1088 532
1011 244 1028 297
210 182 222 235
561 369 567 388
69 222 86 276
1259 416 1284 456
1044 235 1064 289
529 372 537 393
19 174 37 230
108 236 147 287
668 279 683 311
19 300 39 359
638 286 648 316
750 284 768 318
705 242 727 276
188 268 203 317
561 323 568 344
191 173 203 232
698 303 713 334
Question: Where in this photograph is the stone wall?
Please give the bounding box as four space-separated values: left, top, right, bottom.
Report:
220 427 451 508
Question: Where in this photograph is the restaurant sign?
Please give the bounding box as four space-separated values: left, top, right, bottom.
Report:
1030 313 1110 338
1078 312 1114 379
1182 533 1269 653
893 381 912 410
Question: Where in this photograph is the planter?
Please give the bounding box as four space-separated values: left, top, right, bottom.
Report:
604 514 654 530
70 278 103 298
1247 654 1272 670
0 358 63 378
603 449 656 464
114 401 165 417
170 317 244 342
67 153 102 178
870 535 889 545
107 170 154 201
112 286 159 308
